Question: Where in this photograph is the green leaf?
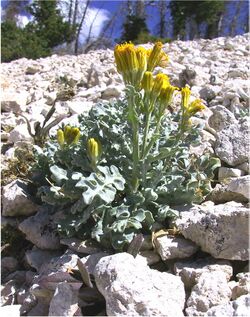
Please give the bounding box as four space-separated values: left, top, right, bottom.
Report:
75 165 125 205
50 165 68 185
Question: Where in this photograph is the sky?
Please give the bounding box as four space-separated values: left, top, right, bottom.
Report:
1 0 249 44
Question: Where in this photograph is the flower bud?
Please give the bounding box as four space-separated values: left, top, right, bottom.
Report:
159 84 178 107
87 138 100 165
57 129 64 147
181 85 191 109
147 42 163 71
187 99 206 115
141 71 153 93
151 73 169 98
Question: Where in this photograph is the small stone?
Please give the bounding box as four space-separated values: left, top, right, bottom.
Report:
208 105 236 132
60 238 102 254
25 66 40 75
175 201 249 260
237 162 249 174
1 257 18 276
48 282 79 316
155 235 199 260
218 167 244 180
214 118 249 166
138 250 161 265
174 257 233 289
1 90 29 112
205 294 250 316
185 271 232 315
8 124 33 143
1 280 17 306
19 207 61 250
94 253 185 316
231 273 250 300
101 85 122 99
25 247 62 271
227 176 250 201
80 252 110 275
2 179 38 217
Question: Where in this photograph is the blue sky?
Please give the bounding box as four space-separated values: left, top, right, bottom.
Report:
1 0 249 43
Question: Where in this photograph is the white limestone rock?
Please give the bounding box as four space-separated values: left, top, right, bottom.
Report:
208 105 237 132
218 167 245 180
155 235 199 260
205 294 250 316
8 123 33 143
214 118 249 166
185 271 232 316
94 253 185 316
174 257 233 290
2 179 38 217
175 201 249 260
231 273 250 300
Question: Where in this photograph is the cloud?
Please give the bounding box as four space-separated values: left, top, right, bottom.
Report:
57 0 110 44
16 15 31 28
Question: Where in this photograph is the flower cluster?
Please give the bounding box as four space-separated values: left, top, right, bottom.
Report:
115 41 205 120
57 125 80 148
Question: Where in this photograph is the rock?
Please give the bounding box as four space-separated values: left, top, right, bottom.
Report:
214 118 249 166
175 201 249 260
0 305 21 317
1 280 17 306
205 294 250 316
19 207 61 250
60 238 102 254
80 252 110 275
179 67 197 87
231 273 250 300
8 123 33 143
2 179 38 217
155 235 199 260
208 105 237 132
25 247 62 271
138 250 161 265
185 271 232 315
174 257 233 289
35 250 82 291
227 176 250 201
237 162 249 174
25 65 41 75
19 292 37 315
207 183 248 204
26 299 49 316
199 86 220 101
218 167 245 181
1 257 18 276
65 100 93 114
48 282 79 316
101 85 122 99
1 90 29 112
94 253 185 316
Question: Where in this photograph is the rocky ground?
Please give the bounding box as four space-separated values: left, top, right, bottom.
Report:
1 33 250 316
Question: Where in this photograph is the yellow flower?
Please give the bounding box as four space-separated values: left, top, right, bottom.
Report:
57 129 65 147
114 42 147 86
181 85 191 109
187 99 206 115
87 138 101 165
159 84 178 107
147 42 169 71
151 73 169 98
57 126 80 146
141 71 153 93
136 47 147 73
